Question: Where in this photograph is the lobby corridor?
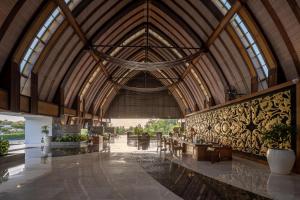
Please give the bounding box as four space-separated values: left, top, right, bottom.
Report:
0 136 180 200
1 136 300 200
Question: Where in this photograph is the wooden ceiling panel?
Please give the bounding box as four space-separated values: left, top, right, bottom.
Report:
2 0 299 117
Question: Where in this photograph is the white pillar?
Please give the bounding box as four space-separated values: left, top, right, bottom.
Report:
24 115 52 145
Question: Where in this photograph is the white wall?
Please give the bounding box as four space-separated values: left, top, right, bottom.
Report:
24 115 52 145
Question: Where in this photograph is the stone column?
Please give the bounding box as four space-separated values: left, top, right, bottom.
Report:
24 115 53 145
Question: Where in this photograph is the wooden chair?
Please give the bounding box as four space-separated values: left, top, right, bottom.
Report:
162 137 171 151
171 139 184 156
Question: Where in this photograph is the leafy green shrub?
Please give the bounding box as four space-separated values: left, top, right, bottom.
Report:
262 124 294 149
1 132 24 140
52 134 88 142
80 134 88 141
0 139 9 156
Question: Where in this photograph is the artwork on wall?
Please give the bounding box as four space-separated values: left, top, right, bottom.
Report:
186 88 293 156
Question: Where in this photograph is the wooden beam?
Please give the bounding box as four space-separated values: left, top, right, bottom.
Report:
82 98 86 119
55 0 109 77
30 72 38 114
0 0 25 42
55 0 87 43
90 51 109 77
55 0 110 109
0 89 99 118
181 64 194 80
20 95 30 113
59 87 64 116
287 0 300 25
64 107 76 116
206 0 242 47
251 76 258 93
10 62 20 112
295 81 300 173
181 0 242 80
268 68 277 87
0 89 9 110
38 101 59 116
76 95 81 118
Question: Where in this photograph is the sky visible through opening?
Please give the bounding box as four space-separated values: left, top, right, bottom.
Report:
0 114 24 122
110 118 152 128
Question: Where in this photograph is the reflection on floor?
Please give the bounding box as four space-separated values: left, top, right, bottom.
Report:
0 135 300 200
139 156 269 200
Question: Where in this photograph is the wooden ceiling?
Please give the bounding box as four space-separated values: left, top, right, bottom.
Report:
0 0 299 118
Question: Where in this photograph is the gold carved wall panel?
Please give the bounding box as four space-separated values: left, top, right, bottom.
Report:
186 89 292 156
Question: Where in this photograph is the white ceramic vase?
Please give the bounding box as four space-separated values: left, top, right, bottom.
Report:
266 148 295 174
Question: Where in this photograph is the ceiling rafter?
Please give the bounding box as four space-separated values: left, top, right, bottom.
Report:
90 44 190 114
56 0 179 101
54 0 229 113
64 1 206 111
93 48 187 114
180 0 242 82
55 0 109 77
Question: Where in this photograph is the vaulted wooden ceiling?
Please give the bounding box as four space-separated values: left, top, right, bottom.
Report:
0 0 299 118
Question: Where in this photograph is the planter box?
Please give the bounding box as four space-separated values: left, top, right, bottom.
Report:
0 153 25 166
50 141 88 147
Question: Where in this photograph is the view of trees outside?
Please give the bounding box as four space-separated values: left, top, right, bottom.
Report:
0 120 25 140
115 119 181 136
0 118 181 140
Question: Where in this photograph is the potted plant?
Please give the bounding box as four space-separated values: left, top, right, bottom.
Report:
41 125 50 146
262 124 295 174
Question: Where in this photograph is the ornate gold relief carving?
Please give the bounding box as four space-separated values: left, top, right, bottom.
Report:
186 89 292 156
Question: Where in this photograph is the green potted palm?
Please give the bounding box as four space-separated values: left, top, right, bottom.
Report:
41 125 50 146
262 124 295 174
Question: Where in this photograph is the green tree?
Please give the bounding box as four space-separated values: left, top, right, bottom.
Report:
116 126 126 134
144 119 180 136
11 121 25 129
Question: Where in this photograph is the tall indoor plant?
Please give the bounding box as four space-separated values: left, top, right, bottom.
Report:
263 124 295 174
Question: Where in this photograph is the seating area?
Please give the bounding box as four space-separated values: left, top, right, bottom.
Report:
163 135 232 163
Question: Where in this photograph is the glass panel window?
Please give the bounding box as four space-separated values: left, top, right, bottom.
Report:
19 0 82 95
41 31 51 43
245 32 254 44
257 54 265 66
240 37 249 48
211 0 269 90
262 65 268 76
37 26 47 38
247 48 255 58
252 57 260 69
257 68 265 80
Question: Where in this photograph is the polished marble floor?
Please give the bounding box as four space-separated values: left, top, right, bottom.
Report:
0 136 300 200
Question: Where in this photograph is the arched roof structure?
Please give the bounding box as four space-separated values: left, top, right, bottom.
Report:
0 0 299 118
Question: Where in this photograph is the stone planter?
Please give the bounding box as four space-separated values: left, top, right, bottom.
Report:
266 148 295 174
